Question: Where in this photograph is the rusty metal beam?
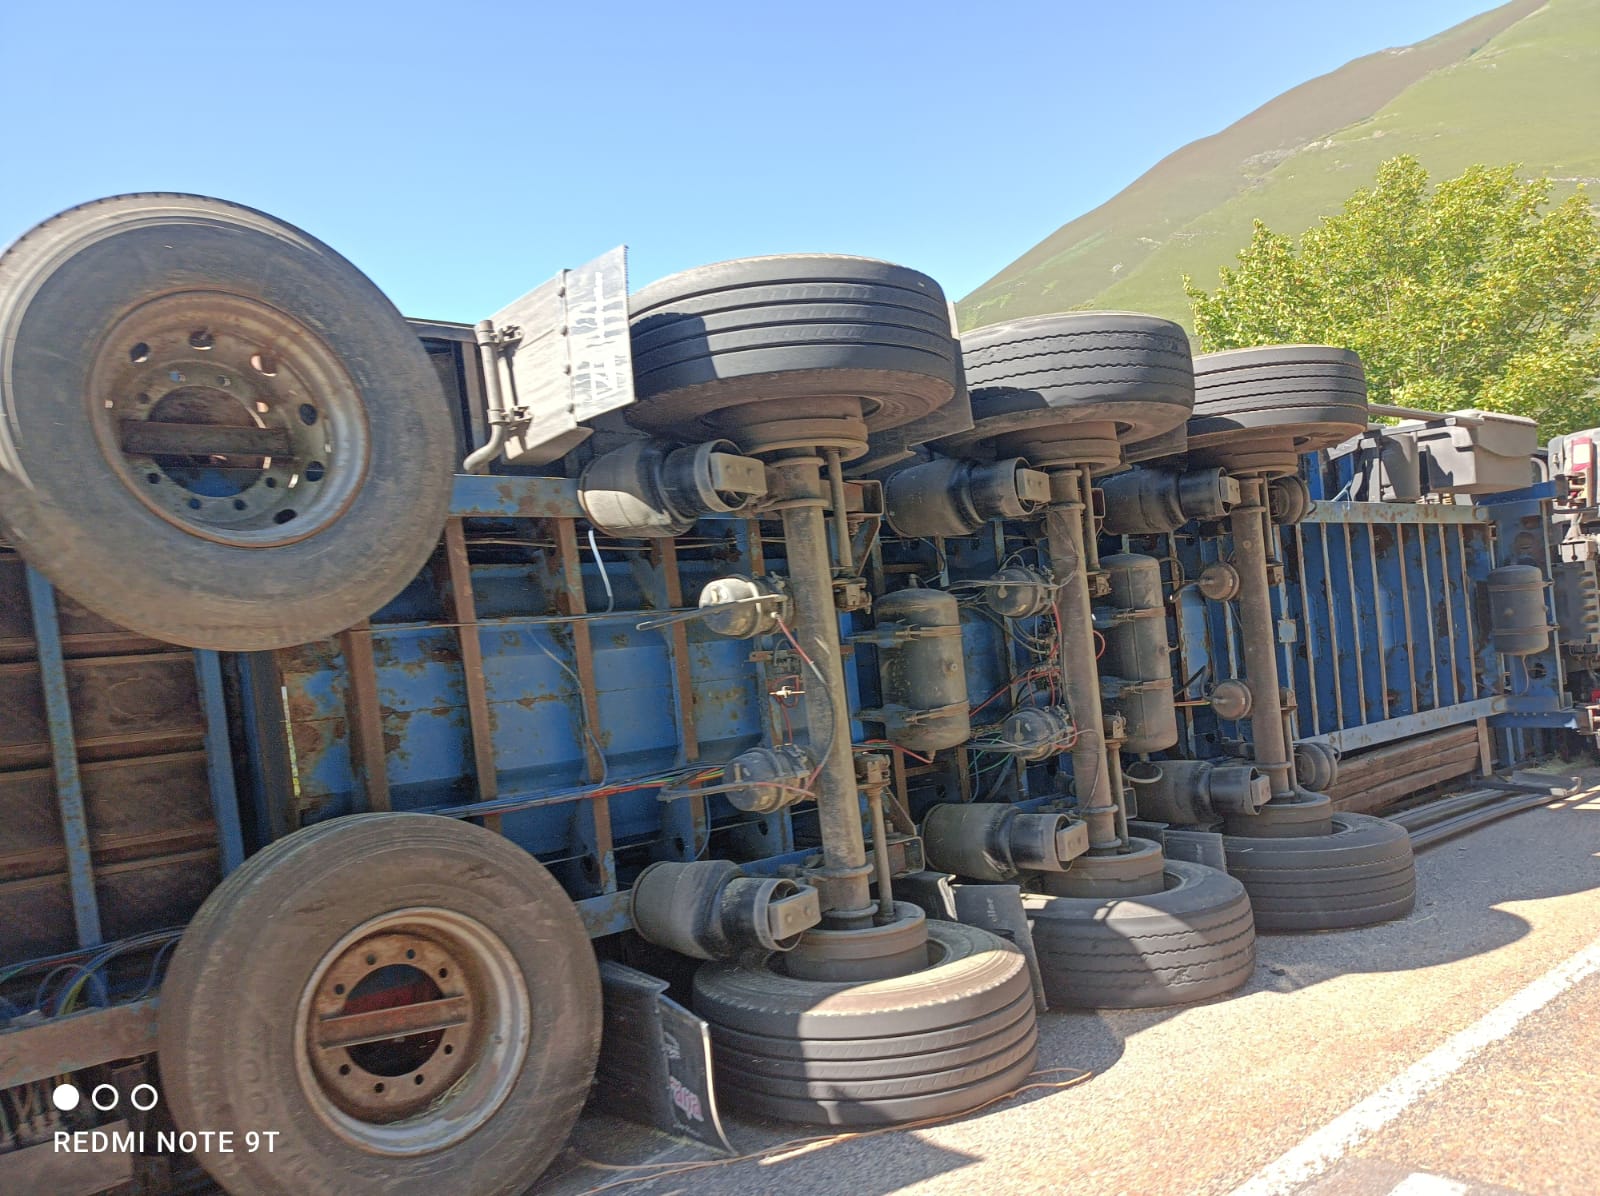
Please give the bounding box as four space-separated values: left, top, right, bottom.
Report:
119 420 292 458
0 999 159 1088
650 538 700 764
438 519 500 833
336 622 390 812
313 994 471 1049
551 519 614 884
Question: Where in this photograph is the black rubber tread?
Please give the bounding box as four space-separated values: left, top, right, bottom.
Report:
705 987 1034 1063
714 1022 1037 1101
1188 345 1369 446
712 995 1036 1082
954 311 1194 445
0 193 455 651
626 255 960 437
692 919 1031 1039
1223 811 1416 932
1026 859 1257 1009
715 1044 1038 1128
157 814 601 1196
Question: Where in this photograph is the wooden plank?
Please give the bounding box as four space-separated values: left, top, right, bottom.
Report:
336 623 390 812
0 1122 134 1195
0 1000 159 1087
439 519 500 833
0 652 203 770
1334 755 1482 815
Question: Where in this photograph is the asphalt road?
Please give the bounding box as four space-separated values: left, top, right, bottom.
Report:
535 773 1600 1196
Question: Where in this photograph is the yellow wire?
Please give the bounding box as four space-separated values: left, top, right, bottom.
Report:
566 1067 1092 1195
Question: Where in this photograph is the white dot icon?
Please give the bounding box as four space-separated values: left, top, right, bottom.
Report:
51 1084 80 1111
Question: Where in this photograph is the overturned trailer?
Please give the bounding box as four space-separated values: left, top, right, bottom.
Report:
0 195 1577 1195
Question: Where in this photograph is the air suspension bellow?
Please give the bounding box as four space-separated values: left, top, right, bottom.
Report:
1124 759 1270 824
921 803 1089 882
1099 467 1239 535
630 860 821 964
883 456 1050 538
579 437 766 537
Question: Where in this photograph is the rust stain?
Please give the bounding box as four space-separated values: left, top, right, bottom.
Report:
284 688 322 724
276 641 341 672
291 717 347 767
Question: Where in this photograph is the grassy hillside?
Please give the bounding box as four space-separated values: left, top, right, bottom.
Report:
959 0 1598 330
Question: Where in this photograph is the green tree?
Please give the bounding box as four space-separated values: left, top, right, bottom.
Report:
1185 156 1600 436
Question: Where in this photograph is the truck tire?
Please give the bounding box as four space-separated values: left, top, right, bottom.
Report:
693 920 1036 1126
626 255 961 445
1025 859 1256 1008
1223 812 1416 932
0 193 454 650
157 814 601 1196
953 311 1195 447
1188 345 1369 455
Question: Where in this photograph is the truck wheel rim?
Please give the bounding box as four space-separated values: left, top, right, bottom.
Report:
294 907 530 1155
87 290 370 547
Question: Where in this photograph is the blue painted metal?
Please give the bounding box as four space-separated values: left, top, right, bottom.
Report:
1159 458 1572 767
193 650 246 875
23 566 103 948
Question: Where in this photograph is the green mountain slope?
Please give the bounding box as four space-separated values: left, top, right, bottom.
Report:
960 0 1599 331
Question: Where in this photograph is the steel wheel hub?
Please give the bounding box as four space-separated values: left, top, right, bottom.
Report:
294 908 529 1156
88 291 370 546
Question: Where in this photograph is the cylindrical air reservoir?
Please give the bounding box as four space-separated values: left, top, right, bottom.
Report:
1098 553 1177 753
873 588 970 751
1486 564 1552 657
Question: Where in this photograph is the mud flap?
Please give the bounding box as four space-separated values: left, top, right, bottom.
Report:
950 882 1049 1014
897 871 1047 1012
592 961 732 1153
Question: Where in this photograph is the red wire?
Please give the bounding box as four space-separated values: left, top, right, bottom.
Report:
859 739 934 766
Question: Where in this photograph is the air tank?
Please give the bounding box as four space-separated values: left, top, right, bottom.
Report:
871 588 970 752
1486 564 1552 657
1097 554 1177 753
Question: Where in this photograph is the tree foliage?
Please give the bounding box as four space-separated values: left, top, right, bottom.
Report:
1185 156 1600 436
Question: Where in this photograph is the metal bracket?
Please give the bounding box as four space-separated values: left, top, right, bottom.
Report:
485 246 634 467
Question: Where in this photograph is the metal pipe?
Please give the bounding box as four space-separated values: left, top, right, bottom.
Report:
462 320 510 474
769 457 875 925
865 785 897 923
1046 470 1123 853
1229 475 1295 800
1106 750 1130 844
824 447 855 573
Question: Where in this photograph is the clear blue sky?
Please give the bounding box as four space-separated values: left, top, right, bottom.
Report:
1 0 1500 321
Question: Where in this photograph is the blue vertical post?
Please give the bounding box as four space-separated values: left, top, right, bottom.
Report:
194 649 246 874
25 567 103 948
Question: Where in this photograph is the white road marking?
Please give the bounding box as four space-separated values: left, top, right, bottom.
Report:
1228 932 1600 1196
1387 1173 1470 1196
